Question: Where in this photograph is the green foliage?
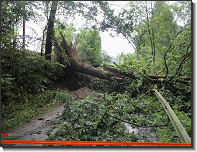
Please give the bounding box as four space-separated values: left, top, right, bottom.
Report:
97 1 134 37
156 109 191 143
1 47 65 105
88 64 191 143
1 74 16 103
46 92 140 142
116 1 191 77
118 53 146 75
46 89 190 143
88 78 125 94
101 50 112 65
54 23 111 67
174 110 191 137
55 22 77 43
1 88 75 133
169 1 191 25
152 90 191 143
114 2 191 135
1 46 67 132
53 22 77 65
1 1 36 48
129 1 177 73
55 90 74 103
166 25 191 76
76 27 103 67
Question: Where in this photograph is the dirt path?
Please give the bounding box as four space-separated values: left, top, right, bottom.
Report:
7 103 65 146
6 87 93 146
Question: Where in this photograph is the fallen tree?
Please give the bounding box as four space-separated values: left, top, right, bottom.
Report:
56 32 137 81
53 32 191 97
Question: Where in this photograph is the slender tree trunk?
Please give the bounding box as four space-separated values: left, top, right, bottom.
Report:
151 2 156 73
41 25 47 56
23 1 26 49
13 24 16 49
41 1 50 56
45 1 58 60
152 28 156 73
23 16 25 49
145 1 155 73
145 2 153 53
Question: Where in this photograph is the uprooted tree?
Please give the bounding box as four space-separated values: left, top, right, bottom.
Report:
53 31 191 98
56 32 123 81
43 1 191 99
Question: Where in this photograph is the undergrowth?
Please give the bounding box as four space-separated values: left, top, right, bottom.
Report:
45 88 191 143
1 90 73 132
1 47 65 132
46 92 140 143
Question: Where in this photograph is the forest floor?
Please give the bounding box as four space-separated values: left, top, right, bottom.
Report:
5 73 159 146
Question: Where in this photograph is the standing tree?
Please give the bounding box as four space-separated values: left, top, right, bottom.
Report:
44 1 89 60
101 50 112 65
1 1 35 49
40 1 50 56
22 2 25 49
45 1 58 60
130 1 178 74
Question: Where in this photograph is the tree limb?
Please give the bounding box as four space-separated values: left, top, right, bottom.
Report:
156 67 166 75
163 26 190 78
169 51 191 82
110 114 168 128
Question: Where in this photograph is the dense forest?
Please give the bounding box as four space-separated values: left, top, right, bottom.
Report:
1 1 191 144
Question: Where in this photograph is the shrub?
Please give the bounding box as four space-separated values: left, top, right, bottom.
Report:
1 47 65 105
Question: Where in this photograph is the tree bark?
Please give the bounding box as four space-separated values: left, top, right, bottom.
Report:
45 1 58 60
41 25 47 56
59 32 115 80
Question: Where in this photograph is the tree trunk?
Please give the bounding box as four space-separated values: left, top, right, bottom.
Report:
57 32 139 81
45 1 58 60
23 1 26 49
23 13 25 49
59 32 115 80
41 25 47 56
